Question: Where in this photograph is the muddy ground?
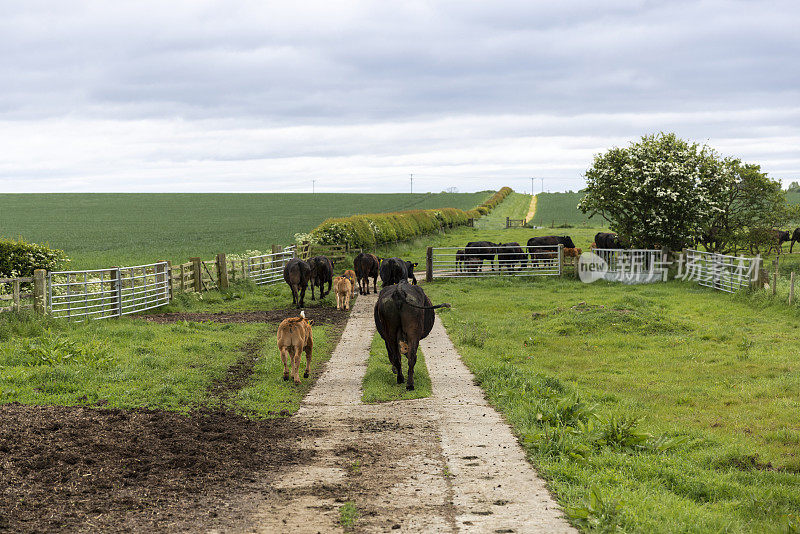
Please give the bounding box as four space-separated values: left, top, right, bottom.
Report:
0 305 350 533
143 307 349 326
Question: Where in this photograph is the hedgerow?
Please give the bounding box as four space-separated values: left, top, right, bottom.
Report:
0 238 69 278
308 188 512 247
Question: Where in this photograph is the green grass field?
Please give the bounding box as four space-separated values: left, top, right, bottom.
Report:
419 277 800 532
530 192 604 228
0 192 490 270
0 283 341 417
362 331 431 403
474 191 531 229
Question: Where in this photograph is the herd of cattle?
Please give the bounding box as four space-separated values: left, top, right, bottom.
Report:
279 252 441 390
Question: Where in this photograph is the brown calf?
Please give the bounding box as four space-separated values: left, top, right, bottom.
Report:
343 269 357 297
276 311 314 384
333 276 352 310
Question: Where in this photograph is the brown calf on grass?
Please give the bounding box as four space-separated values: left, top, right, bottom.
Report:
343 269 357 297
276 311 314 384
333 276 353 310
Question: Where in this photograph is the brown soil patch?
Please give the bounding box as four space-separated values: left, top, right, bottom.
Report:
143 307 349 326
0 403 320 533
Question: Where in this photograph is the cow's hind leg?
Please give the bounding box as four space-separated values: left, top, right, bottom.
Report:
304 343 312 379
405 339 419 391
383 327 403 383
292 346 302 384
280 347 290 381
298 285 307 308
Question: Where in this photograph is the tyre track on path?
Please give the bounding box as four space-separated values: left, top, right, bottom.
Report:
248 291 574 533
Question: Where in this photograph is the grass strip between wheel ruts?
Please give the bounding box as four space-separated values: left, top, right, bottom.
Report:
361 330 432 403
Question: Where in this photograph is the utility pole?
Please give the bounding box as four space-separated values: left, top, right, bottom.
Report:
410 173 413 194
541 177 544 193
312 179 316 194
531 177 534 195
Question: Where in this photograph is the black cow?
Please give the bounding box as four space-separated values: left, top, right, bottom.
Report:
405 261 418 285
455 249 466 272
497 242 526 271
465 241 499 271
771 229 791 254
283 258 311 308
527 235 575 266
354 252 380 295
308 255 334 300
373 281 450 390
380 257 409 287
791 228 800 253
594 232 623 249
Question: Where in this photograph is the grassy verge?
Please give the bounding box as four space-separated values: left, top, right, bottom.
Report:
362 331 431 403
475 192 531 229
0 308 339 417
420 277 800 531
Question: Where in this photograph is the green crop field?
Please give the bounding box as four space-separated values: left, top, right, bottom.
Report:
0 192 490 270
530 192 605 228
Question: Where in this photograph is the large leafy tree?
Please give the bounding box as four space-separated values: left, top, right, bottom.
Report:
579 132 792 252
579 132 720 250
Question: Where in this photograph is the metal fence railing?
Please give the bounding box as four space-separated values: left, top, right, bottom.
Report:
593 249 669 284
49 262 170 322
247 246 296 285
429 245 562 278
684 249 760 293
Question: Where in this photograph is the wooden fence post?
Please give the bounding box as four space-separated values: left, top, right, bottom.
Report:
179 263 186 292
426 247 433 283
558 244 564 277
216 253 229 289
12 279 20 311
190 257 202 292
790 271 795 305
772 258 779 296
505 217 510 229
33 269 46 314
165 261 173 300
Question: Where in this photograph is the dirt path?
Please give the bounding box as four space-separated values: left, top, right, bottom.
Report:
249 293 575 533
526 194 537 223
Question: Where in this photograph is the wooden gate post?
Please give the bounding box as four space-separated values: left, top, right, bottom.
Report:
216 253 229 289
190 257 202 292
33 269 46 314
557 244 564 276
426 247 433 283
165 261 173 300
505 217 510 229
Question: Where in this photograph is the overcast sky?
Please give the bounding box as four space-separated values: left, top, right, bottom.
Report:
1 1 798 193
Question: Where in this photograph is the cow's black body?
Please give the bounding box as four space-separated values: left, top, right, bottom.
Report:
374 282 447 390
464 241 499 271
527 235 575 265
380 257 409 287
308 256 333 300
594 232 623 249
497 242 526 271
354 252 380 294
283 258 312 308
791 228 800 253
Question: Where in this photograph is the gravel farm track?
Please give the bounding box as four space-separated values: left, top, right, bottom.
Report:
1 293 574 533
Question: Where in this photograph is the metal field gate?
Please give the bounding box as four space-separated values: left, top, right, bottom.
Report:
246 246 296 285
592 249 669 284
48 262 170 321
684 249 760 293
428 245 562 278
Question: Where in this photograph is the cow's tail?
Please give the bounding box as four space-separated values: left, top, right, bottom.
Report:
391 286 450 310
